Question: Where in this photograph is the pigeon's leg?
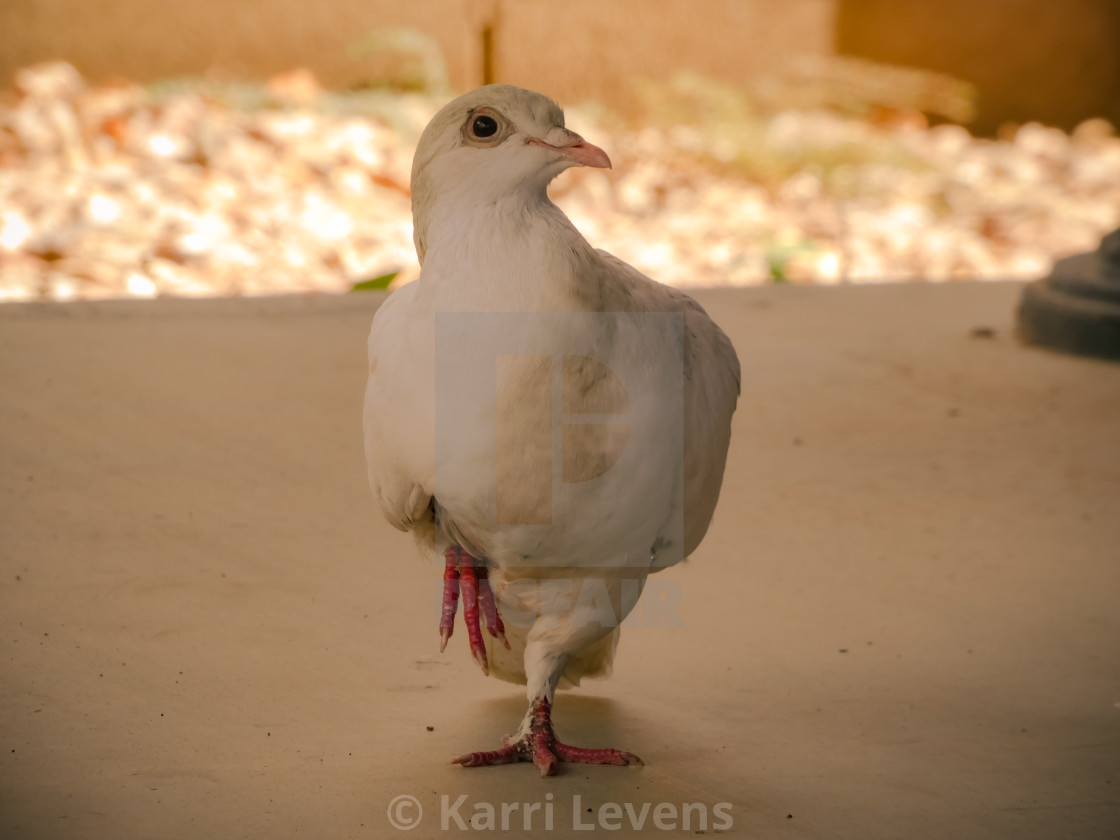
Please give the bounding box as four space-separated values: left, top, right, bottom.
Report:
457 553 488 674
439 545 510 674
476 567 508 648
452 697 642 777
438 547 461 652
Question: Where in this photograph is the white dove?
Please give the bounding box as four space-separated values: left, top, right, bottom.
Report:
363 84 740 776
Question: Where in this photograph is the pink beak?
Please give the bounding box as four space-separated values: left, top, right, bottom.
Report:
528 129 612 169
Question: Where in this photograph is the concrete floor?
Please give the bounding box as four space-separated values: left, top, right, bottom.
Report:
1 283 1118 839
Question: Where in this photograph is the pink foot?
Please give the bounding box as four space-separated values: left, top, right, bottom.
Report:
452 698 643 777
440 545 509 674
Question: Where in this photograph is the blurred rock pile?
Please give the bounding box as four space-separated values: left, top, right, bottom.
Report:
2 62 1118 302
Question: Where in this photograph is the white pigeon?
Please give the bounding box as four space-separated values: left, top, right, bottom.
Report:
363 84 740 776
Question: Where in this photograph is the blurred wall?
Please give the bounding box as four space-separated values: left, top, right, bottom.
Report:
484 0 834 109
2 0 1117 133
0 0 473 90
0 0 833 103
837 0 1120 134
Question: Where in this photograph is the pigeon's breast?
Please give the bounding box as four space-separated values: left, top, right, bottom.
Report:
429 310 687 572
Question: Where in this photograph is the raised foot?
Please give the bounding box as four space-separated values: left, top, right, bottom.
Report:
440 545 509 675
451 698 642 777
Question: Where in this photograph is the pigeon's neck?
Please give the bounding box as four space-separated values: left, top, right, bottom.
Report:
417 189 599 311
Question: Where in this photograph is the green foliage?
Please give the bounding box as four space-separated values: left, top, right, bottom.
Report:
765 239 818 283
350 272 398 292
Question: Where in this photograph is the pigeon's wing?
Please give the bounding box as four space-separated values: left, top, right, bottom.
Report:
672 284 740 556
363 284 436 537
596 251 741 559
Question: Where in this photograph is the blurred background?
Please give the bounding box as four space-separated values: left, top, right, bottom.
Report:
1 0 1118 301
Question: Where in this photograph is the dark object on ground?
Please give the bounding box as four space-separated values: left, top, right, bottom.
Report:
1018 227 1120 362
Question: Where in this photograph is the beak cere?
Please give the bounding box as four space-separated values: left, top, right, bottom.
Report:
528 129 612 170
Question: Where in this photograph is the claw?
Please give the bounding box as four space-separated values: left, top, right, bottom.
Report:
554 742 643 766
531 727 558 776
472 646 489 676
477 570 510 649
451 697 642 774
439 547 461 651
439 545 508 670
452 744 519 766
458 558 488 674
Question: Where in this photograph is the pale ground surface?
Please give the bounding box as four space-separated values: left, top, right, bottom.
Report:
1 283 1119 839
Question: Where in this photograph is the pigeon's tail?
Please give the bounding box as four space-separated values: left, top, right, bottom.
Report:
430 497 488 563
557 629 619 689
482 618 619 689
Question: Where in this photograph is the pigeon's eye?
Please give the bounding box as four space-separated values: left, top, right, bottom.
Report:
461 108 507 147
472 115 498 138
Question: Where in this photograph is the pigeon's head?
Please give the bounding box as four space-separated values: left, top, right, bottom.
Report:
410 84 610 261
